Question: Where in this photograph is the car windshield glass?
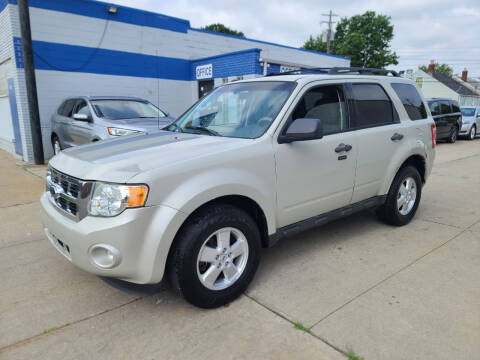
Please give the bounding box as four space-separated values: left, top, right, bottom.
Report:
91 100 166 120
167 81 296 139
461 108 476 117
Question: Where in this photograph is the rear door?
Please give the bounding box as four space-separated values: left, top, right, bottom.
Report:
57 99 76 147
70 99 94 145
347 81 404 203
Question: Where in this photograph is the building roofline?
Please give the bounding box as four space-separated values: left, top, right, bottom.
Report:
189 27 350 60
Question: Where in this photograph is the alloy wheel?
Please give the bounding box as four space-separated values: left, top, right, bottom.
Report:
397 177 417 216
196 227 249 291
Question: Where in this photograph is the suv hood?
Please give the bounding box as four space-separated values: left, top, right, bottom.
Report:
49 131 250 183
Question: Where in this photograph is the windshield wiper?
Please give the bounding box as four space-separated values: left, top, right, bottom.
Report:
185 125 221 137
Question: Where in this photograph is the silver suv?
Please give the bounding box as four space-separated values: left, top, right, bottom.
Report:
41 70 436 308
50 96 175 155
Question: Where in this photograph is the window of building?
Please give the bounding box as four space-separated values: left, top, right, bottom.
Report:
351 83 394 128
291 85 347 135
391 83 428 120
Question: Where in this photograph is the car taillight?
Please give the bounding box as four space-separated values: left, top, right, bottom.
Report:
431 124 436 148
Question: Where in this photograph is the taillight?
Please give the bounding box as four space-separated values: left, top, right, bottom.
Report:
431 124 436 148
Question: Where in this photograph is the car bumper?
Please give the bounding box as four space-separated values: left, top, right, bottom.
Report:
460 123 472 134
40 193 187 284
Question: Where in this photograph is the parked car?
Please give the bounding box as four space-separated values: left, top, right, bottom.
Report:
460 106 480 140
51 96 175 155
426 98 462 143
41 70 436 308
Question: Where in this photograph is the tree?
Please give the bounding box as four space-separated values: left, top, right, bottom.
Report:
302 35 328 53
419 62 453 77
333 11 398 68
202 23 245 37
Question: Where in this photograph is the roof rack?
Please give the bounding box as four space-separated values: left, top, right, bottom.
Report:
266 67 400 77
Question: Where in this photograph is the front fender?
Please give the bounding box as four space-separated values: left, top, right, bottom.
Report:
158 168 277 235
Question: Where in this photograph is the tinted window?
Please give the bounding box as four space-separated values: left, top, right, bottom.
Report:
351 83 394 127
440 101 452 115
391 83 427 120
57 101 67 115
60 99 76 117
428 101 440 116
451 101 460 113
291 85 346 135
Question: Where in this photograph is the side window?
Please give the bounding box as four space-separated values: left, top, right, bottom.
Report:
74 100 91 117
451 101 460 113
60 99 76 117
291 85 346 135
440 101 452 115
428 101 440 116
350 83 394 128
391 83 428 120
57 101 67 115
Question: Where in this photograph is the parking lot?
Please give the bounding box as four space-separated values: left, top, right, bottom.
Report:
1 139 479 360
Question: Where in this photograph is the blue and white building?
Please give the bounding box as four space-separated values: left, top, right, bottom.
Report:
0 0 350 161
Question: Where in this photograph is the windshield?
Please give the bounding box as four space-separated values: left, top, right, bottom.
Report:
461 107 476 117
167 81 296 139
91 100 166 120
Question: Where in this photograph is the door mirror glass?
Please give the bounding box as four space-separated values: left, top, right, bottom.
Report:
278 118 323 144
73 113 89 121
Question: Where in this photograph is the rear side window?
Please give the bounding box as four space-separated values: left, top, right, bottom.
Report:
391 83 427 120
350 83 394 128
440 101 452 115
451 101 460 113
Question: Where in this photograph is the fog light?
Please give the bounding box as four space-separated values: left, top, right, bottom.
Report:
89 244 121 269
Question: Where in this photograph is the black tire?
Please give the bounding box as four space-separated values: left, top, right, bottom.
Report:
447 126 458 143
168 204 261 308
468 125 476 141
376 166 422 226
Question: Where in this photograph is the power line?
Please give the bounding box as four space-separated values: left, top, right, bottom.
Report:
321 10 338 54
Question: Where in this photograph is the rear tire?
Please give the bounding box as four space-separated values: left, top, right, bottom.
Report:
447 126 458 143
376 166 422 226
168 204 261 308
468 125 476 141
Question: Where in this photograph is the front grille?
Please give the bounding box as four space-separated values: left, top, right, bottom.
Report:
46 167 87 220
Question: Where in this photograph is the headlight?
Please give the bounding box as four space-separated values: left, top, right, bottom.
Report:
88 182 149 217
108 127 141 136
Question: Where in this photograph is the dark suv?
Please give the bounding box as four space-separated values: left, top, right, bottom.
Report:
426 98 463 143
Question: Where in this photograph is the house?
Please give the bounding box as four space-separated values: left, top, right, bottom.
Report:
407 61 480 106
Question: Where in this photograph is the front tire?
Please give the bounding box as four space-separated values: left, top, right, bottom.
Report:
468 125 476 141
168 204 261 308
447 126 458 143
377 166 422 226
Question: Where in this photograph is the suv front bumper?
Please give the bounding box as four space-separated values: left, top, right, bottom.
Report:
40 193 187 284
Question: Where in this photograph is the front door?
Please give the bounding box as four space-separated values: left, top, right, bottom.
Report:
275 83 357 227
70 99 93 145
198 80 214 99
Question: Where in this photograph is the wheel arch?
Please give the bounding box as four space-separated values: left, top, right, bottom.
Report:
380 150 427 195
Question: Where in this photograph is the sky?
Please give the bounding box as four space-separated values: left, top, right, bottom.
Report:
113 0 480 78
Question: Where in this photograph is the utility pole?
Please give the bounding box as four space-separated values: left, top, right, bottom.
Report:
321 10 339 54
18 0 44 164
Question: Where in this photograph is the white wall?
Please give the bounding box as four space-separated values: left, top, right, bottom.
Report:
414 70 460 101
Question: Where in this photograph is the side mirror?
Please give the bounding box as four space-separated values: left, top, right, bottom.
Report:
278 118 323 144
73 113 90 122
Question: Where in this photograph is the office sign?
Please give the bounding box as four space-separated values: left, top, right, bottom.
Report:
196 64 213 79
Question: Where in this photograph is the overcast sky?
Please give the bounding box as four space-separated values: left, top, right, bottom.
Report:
113 0 480 78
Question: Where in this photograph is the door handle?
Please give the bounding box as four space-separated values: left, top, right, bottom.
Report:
335 143 353 153
391 133 404 141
